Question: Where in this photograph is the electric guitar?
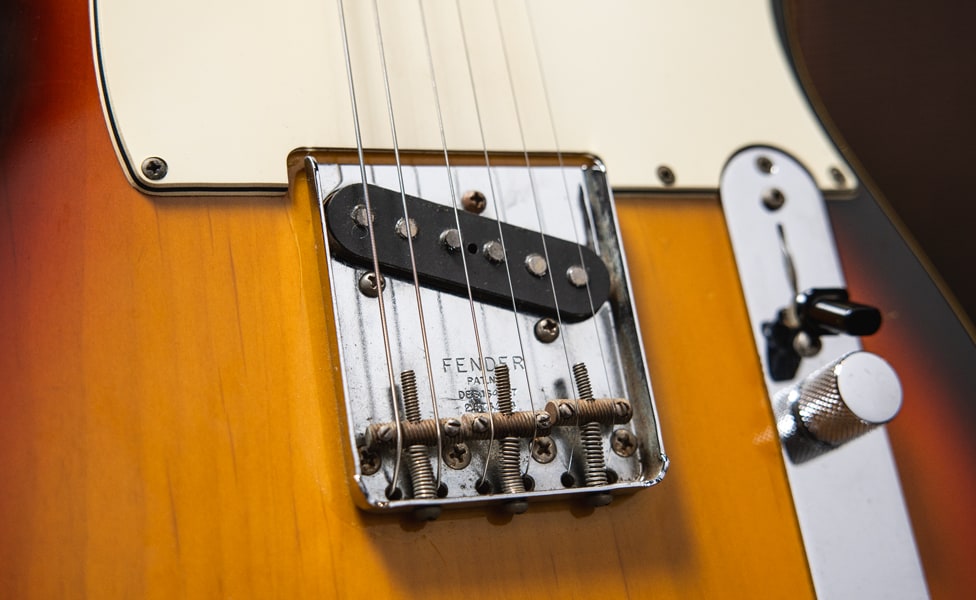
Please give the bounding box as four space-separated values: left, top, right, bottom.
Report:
1 1 973 598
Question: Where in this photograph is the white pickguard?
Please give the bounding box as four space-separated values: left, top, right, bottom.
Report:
92 0 854 192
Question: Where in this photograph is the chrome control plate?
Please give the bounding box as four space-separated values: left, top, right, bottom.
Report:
722 147 927 598
305 156 666 514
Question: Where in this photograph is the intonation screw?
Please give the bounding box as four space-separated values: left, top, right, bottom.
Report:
573 363 612 507
400 370 441 520
496 365 527 514
462 190 487 214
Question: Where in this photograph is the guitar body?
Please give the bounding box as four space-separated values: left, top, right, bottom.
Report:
0 0 971 597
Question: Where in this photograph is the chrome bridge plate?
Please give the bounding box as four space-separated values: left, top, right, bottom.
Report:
305 155 666 514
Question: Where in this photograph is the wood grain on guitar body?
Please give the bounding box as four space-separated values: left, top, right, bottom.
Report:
2 0 973 598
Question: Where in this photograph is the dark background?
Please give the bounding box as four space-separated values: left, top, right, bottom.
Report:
790 0 976 329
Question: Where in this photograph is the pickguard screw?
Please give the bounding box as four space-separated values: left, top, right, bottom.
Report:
358 446 381 475
566 265 588 288
656 165 675 186
762 188 786 211
395 217 418 239
351 204 373 228
531 436 557 464
756 155 775 174
462 190 487 214
358 271 385 297
524 253 548 277
141 157 168 181
829 166 847 186
611 429 638 457
483 240 505 264
444 442 471 470
534 318 559 343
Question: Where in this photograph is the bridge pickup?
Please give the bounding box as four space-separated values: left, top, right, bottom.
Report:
324 184 611 322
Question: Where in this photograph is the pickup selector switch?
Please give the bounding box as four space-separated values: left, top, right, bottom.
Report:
774 351 902 464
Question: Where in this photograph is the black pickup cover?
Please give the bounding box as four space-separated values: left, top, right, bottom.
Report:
325 184 610 322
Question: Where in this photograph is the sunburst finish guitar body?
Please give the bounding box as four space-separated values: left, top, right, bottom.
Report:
1 1 973 598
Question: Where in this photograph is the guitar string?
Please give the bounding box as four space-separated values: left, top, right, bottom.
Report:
522 0 616 462
453 0 539 474
416 0 497 488
370 0 444 488
335 0 405 495
489 0 578 472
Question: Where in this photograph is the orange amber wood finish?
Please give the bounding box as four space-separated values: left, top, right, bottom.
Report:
0 1 814 597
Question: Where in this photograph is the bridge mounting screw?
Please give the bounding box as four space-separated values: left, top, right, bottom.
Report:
358 271 385 297
443 442 471 470
462 189 487 213
141 157 168 181
611 429 637 457
534 318 559 343
358 446 381 475
531 436 556 464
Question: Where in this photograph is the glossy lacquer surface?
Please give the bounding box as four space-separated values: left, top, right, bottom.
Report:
0 1 815 597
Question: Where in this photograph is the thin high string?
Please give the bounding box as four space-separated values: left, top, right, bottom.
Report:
370 0 443 488
488 0 577 458
335 0 405 494
453 0 539 466
417 0 497 487
522 1 615 401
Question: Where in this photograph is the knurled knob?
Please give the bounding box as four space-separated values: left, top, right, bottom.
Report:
774 351 902 463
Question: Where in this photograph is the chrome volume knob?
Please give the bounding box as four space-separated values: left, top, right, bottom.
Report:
774 351 902 463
